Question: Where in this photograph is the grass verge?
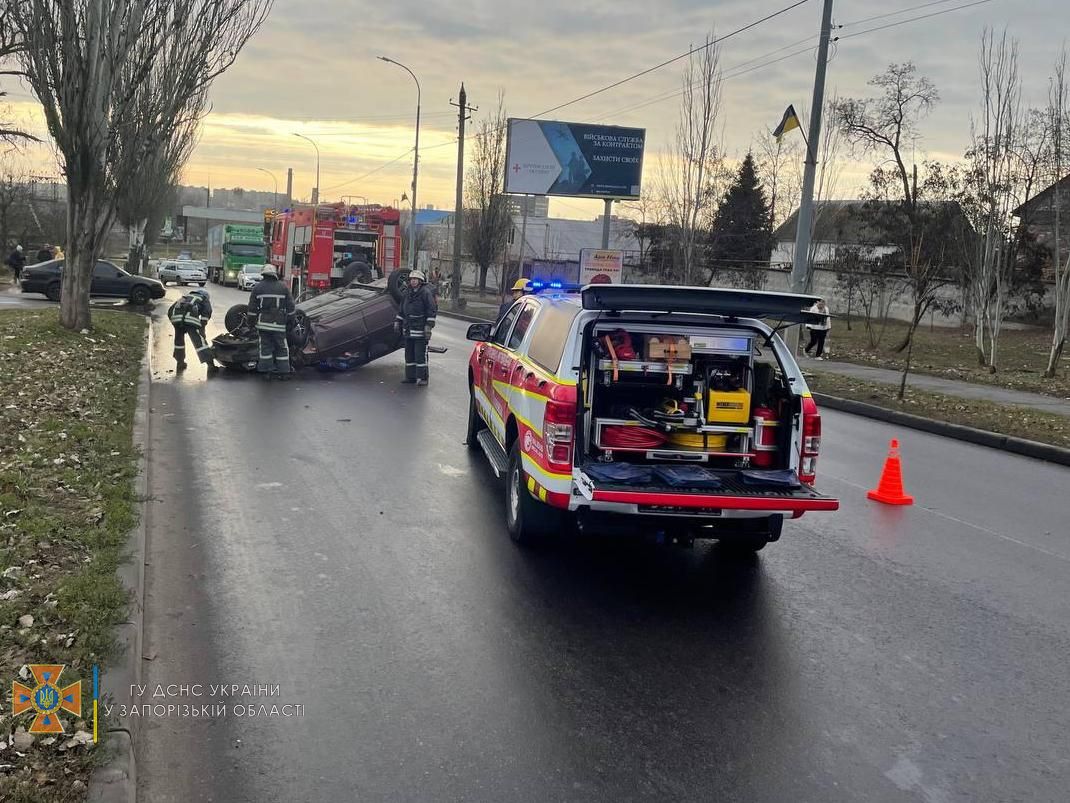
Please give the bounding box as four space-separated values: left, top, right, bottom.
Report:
807 370 1070 450
0 308 146 802
824 317 1070 400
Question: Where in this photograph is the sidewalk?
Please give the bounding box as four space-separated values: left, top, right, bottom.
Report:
803 357 1070 418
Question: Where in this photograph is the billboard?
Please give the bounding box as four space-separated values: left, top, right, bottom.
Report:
505 119 645 199
580 249 624 284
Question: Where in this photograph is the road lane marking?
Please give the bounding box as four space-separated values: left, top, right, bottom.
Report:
823 471 1070 563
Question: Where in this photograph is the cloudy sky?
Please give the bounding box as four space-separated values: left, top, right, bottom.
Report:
4 0 1066 218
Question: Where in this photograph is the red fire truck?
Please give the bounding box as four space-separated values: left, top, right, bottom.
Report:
266 203 402 294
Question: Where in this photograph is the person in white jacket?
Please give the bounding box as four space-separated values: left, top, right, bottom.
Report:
804 299 831 359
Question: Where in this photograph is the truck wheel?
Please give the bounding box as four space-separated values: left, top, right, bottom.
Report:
505 441 560 547
387 269 411 303
224 303 251 334
46 282 61 302
288 310 310 349
465 386 485 450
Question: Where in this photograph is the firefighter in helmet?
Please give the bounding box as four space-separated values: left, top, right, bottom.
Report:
395 270 437 385
248 265 297 379
169 288 219 374
498 278 531 321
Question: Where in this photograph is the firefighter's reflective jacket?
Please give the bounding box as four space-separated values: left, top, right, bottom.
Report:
168 294 212 328
248 278 296 332
396 284 438 336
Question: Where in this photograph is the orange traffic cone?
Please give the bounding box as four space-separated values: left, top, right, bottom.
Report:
867 439 914 506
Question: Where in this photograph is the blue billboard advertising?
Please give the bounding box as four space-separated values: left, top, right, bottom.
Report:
505 119 646 200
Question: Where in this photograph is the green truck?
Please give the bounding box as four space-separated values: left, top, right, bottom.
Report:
207 223 267 286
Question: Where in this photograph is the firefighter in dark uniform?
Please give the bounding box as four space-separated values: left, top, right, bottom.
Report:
248 265 296 379
168 288 219 374
395 269 437 386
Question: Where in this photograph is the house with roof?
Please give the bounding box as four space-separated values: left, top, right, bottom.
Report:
1013 173 1070 279
771 200 900 269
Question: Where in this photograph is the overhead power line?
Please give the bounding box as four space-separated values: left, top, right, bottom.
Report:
839 0 962 28
529 0 812 119
838 0 994 40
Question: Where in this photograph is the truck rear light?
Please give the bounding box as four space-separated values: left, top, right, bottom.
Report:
800 396 822 484
544 400 576 468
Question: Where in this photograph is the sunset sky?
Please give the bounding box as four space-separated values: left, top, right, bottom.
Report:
2 0 1063 219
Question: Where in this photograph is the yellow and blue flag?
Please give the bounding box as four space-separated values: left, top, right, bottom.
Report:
773 105 802 142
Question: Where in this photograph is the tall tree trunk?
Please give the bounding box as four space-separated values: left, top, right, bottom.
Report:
60 183 109 331
1046 253 1070 377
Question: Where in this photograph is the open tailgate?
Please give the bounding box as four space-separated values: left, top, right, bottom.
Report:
581 284 826 325
577 470 839 514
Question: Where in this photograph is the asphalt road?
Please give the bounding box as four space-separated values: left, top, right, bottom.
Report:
135 284 1070 803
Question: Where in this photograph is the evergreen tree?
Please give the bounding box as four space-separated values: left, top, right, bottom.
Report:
707 153 774 288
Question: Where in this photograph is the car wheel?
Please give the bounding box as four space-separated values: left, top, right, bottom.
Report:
288 310 310 349
45 282 62 302
505 441 560 547
387 269 411 304
465 385 486 450
198 282 206 287
224 303 251 334
130 285 151 306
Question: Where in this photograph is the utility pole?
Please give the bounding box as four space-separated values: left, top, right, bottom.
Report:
285 168 293 209
450 84 476 304
788 0 835 352
601 199 613 249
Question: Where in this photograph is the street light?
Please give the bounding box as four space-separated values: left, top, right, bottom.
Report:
256 167 279 212
292 133 320 205
378 55 421 271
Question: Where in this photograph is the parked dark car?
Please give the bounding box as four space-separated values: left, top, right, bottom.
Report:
20 259 166 305
212 270 410 371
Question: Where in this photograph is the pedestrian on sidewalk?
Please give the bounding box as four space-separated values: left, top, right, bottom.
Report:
248 265 296 379
395 269 437 386
6 245 25 285
169 288 219 374
804 298 831 360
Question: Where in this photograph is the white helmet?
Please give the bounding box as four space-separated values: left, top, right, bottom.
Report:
410 270 426 282
15 245 22 252
261 265 279 279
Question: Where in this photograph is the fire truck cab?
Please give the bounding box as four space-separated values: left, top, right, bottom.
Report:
267 203 401 295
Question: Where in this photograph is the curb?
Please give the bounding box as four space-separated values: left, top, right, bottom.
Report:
438 307 495 325
814 392 1070 468
87 325 153 803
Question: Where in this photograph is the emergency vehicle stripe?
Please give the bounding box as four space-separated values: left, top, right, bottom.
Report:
473 385 506 441
484 346 576 388
521 453 571 485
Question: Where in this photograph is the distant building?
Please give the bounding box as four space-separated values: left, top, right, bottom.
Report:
771 200 899 268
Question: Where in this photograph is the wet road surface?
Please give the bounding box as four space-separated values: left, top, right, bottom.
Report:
135 286 1070 802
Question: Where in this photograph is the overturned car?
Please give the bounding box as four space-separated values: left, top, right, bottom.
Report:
212 271 410 371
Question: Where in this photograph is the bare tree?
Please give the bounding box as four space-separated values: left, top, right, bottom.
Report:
0 165 34 250
837 63 954 396
755 128 802 231
11 0 272 330
116 91 202 274
659 32 722 285
968 29 1023 372
0 3 35 144
464 92 511 294
1046 46 1070 378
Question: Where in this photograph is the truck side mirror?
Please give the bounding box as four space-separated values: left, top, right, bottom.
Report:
466 323 493 342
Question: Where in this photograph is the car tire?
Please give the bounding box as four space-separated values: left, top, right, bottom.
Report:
224 303 251 334
465 386 485 450
288 310 310 349
198 282 206 287
505 441 560 547
130 285 151 306
45 282 61 302
387 269 411 304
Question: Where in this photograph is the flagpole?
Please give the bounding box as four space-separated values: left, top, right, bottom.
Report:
789 0 834 318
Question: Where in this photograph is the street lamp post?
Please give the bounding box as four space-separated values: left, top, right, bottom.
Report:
292 133 320 205
378 56 421 271
256 167 279 212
